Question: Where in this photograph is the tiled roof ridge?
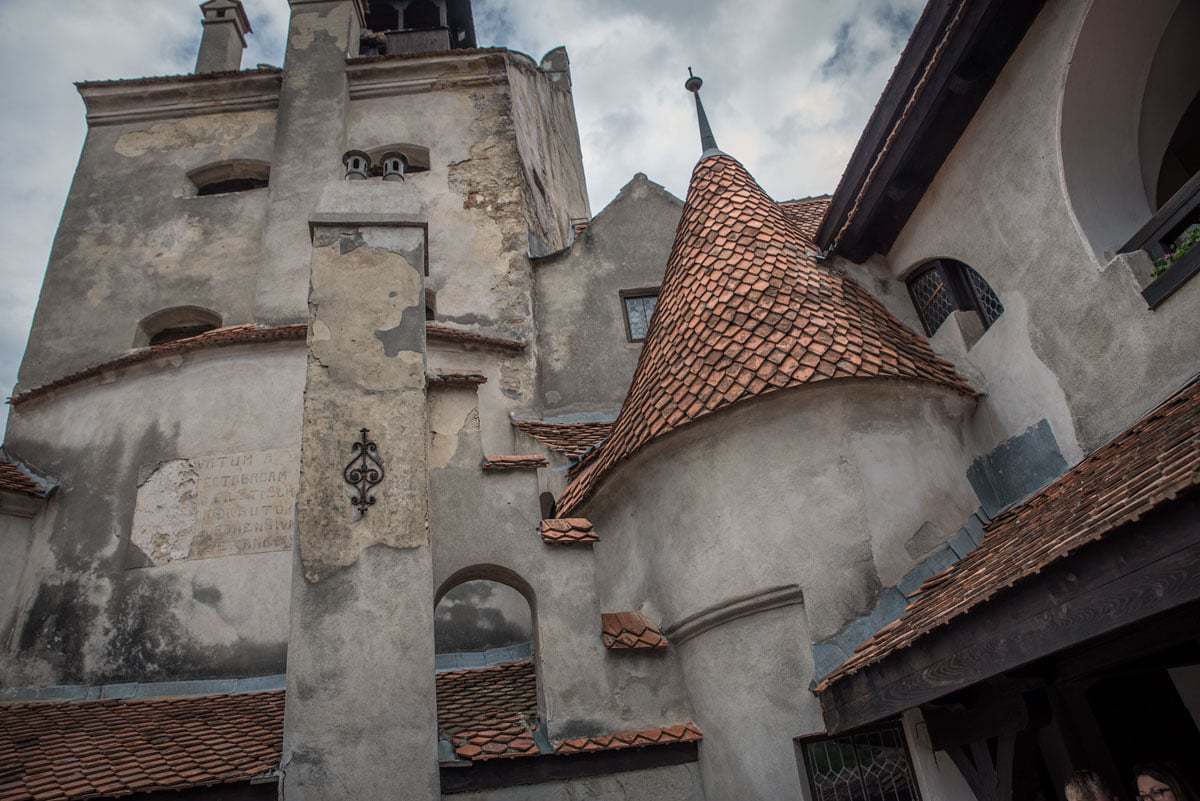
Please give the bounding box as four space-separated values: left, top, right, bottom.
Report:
481 454 550 471
76 65 281 90
554 721 703 755
815 376 1200 691
9 324 307 406
11 323 525 407
426 323 527 353
556 154 972 515
513 420 613 460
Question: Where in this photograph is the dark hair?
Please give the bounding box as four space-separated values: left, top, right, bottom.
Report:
1134 763 1200 801
1067 770 1115 801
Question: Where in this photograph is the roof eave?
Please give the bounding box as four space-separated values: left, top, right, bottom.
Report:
815 0 1046 263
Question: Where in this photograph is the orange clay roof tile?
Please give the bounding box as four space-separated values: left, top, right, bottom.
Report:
601 612 669 651
557 156 971 514
816 377 1200 692
513 421 613 460
554 722 702 755
436 660 541 762
0 692 283 801
539 518 599 545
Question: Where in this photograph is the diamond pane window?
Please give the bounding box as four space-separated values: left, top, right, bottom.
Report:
622 290 659 342
800 721 923 801
906 259 1003 338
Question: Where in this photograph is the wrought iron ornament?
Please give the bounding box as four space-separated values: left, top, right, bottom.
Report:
343 428 384 514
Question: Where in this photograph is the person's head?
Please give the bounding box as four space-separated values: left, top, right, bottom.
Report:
1134 763 1198 801
1067 770 1117 801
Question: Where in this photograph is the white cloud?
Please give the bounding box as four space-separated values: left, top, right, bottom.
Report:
0 0 918 433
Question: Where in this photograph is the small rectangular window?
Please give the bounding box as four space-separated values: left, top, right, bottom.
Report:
798 720 923 801
621 288 659 342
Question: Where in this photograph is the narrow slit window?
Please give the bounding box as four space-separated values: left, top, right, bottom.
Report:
621 289 659 343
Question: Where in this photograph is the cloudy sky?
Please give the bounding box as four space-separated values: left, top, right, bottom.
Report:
0 0 921 432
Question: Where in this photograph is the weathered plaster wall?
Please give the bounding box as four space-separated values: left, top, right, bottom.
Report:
283 223 438 800
506 47 592 258
584 379 978 801
887 0 1200 455
0 511 38 646
16 110 276 391
443 762 705 801
428 384 694 742
1 344 304 687
534 174 682 417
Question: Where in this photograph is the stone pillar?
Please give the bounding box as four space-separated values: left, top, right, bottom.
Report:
255 0 364 323
195 1 250 74
281 219 439 801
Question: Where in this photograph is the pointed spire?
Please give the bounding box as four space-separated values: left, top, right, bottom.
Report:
685 68 720 155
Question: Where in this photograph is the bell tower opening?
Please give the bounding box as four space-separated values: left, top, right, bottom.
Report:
361 0 476 55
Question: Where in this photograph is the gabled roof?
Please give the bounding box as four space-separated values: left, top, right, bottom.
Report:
0 691 282 801
816 376 1200 692
779 195 830 243
557 154 971 513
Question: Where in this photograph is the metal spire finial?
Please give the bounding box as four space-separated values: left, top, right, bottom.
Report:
685 67 719 155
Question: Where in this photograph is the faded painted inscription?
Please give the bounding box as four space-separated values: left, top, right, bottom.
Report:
131 448 299 565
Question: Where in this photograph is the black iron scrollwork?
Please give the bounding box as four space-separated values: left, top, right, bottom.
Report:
343 428 384 514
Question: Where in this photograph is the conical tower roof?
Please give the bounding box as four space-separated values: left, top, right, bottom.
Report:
557 153 973 513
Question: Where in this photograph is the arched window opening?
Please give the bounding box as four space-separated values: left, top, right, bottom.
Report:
404 0 442 31
1062 1 1200 263
365 0 400 31
187 160 270 197
136 307 222 348
906 260 1003 342
424 288 437 321
1156 89 1200 209
434 571 542 763
381 152 407 182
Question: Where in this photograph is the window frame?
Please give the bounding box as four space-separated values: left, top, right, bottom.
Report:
795 718 925 801
905 260 1003 338
619 287 660 343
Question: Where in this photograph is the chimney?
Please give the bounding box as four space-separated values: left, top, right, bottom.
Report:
195 0 252 74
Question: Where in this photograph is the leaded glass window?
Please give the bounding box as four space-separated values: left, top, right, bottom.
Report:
622 291 658 342
906 260 1004 338
800 721 923 801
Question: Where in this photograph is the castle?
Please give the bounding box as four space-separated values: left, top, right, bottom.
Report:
1 1 1199 799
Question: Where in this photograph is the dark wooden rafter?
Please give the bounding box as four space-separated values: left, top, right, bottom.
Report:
946 734 1016 801
815 0 1046 262
818 494 1200 733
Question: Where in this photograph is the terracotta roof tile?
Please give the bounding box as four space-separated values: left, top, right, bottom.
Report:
0 692 283 801
481 455 550 472
601 612 668 651
426 324 526 353
0 459 49 498
436 660 541 762
9 325 307 406
816 377 1200 692
513 421 612 460
779 196 831 243
557 156 971 514
554 722 702 755
539 518 599 545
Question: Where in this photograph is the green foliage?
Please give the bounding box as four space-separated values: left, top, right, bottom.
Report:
1154 223 1200 278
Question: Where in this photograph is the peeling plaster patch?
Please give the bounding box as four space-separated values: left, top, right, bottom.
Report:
374 306 424 357
114 112 273 158
130 449 299 566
